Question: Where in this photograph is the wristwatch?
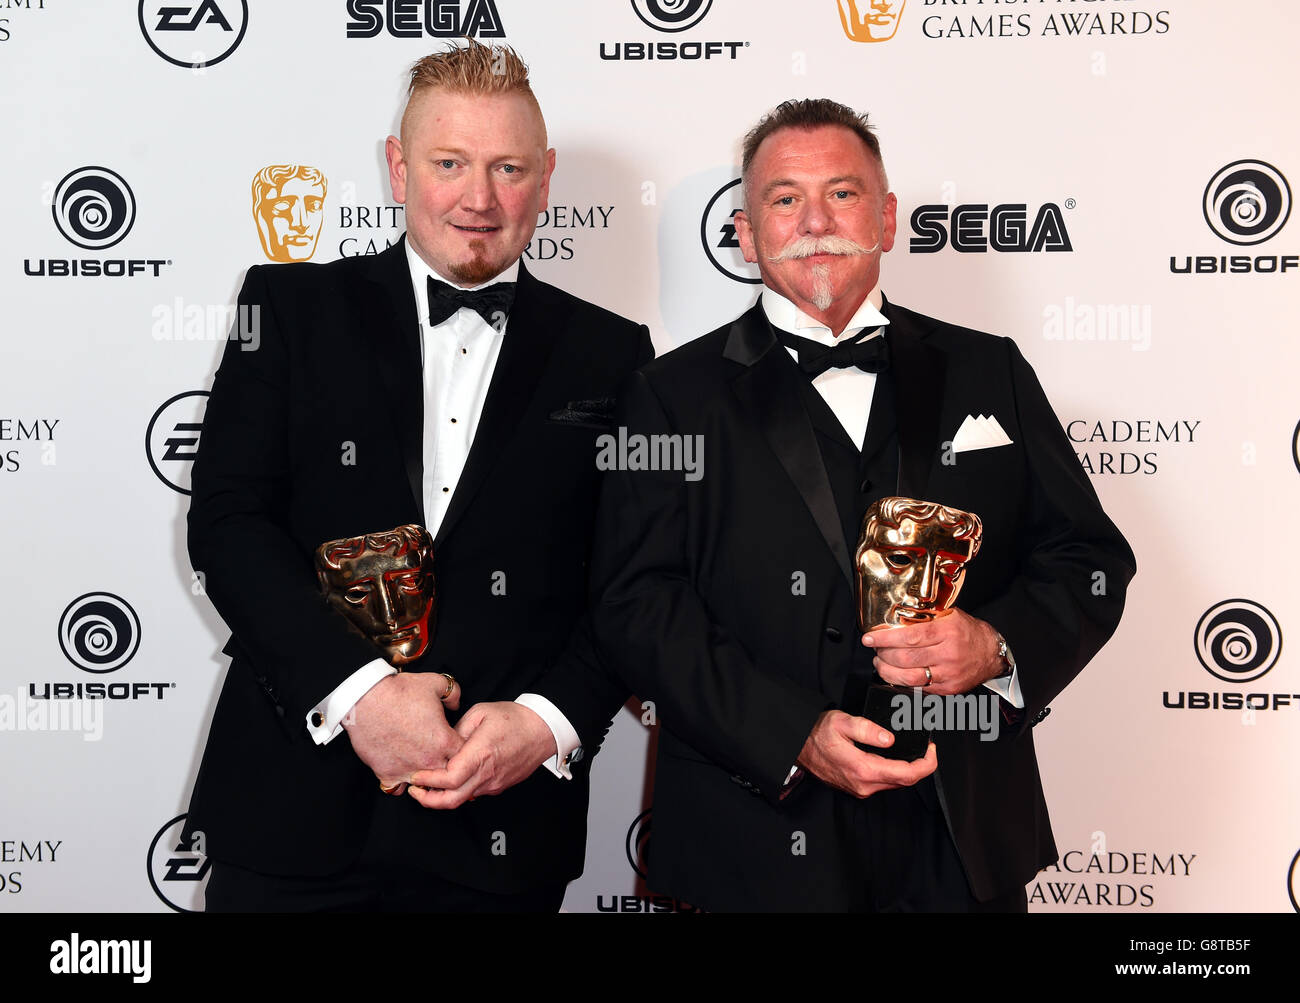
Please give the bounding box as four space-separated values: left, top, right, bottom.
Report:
992 632 1016 679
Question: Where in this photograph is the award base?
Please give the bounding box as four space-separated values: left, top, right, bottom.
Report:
858 683 931 762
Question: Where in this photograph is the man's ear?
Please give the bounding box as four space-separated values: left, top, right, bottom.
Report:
880 191 898 254
734 209 758 264
538 147 556 212
385 135 407 204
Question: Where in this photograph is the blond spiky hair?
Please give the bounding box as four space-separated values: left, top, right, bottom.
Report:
400 40 544 144
407 39 531 95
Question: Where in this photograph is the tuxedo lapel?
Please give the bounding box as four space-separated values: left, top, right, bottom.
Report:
883 297 946 500
725 305 853 587
435 259 564 548
858 365 896 465
358 238 425 523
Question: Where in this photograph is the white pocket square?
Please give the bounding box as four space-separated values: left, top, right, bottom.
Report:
952 414 1013 453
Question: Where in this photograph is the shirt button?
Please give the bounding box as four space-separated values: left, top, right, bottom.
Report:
450 418 457 424
825 627 843 642
460 347 467 355
442 487 449 493
310 712 324 728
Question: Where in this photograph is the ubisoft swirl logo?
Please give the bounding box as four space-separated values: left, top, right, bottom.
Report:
1194 599 1282 684
625 808 653 881
51 167 137 251
1202 160 1291 246
631 0 713 32
57 592 142 673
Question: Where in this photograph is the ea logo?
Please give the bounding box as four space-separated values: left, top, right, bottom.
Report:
52 167 136 251
1202 160 1291 246
1194 599 1282 684
138 0 248 69
58 593 141 673
146 391 209 494
625 808 652 881
147 814 210 913
631 0 712 33
701 178 761 284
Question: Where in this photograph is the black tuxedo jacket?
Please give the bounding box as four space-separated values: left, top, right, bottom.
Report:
590 299 1136 911
185 238 650 893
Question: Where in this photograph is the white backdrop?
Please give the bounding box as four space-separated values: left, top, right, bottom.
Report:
1 0 1297 913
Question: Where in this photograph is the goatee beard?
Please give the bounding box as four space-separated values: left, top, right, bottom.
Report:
810 263 833 312
447 246 503 286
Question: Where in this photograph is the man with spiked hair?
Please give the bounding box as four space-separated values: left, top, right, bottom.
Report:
187 42 651 911
592 98 1135 911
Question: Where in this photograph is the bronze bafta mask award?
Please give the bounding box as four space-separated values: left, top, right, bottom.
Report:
315 524 435 667
855 497 983 759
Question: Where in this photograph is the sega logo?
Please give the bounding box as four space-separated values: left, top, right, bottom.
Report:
909 203 1073 253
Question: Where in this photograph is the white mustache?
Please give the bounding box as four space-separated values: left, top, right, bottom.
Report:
766 235 880 262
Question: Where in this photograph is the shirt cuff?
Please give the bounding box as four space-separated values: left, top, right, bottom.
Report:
306 658 397 745
515 692 581 780
982 666 1024 709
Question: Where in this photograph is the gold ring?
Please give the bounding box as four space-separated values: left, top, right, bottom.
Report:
440 673 457 702
924 667 933 686
379 780 403 795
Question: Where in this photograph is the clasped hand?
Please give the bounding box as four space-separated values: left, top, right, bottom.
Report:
343 675 557 808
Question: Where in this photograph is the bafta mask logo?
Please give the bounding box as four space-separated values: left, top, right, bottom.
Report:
838 0 906 43
856 496 982 630
251 164 327 262
316 525 435 667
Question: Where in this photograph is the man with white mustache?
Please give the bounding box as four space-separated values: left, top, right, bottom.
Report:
591 98 1134 911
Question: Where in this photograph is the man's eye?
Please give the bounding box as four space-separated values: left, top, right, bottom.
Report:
438 160 456 170
775 196 795 207
886 552 913 569
501 164 518 174
344 587 370 604
272 200 292 213
833 190 852 200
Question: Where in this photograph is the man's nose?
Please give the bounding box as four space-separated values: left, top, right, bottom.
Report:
799 197 835 236
460 167 497 213
289 200 307 231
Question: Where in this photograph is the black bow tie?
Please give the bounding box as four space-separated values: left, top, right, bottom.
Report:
778 327 889 378
426 275 516 329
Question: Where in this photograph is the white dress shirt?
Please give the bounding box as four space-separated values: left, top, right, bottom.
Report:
761 286 1022 709
305 243 582 778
